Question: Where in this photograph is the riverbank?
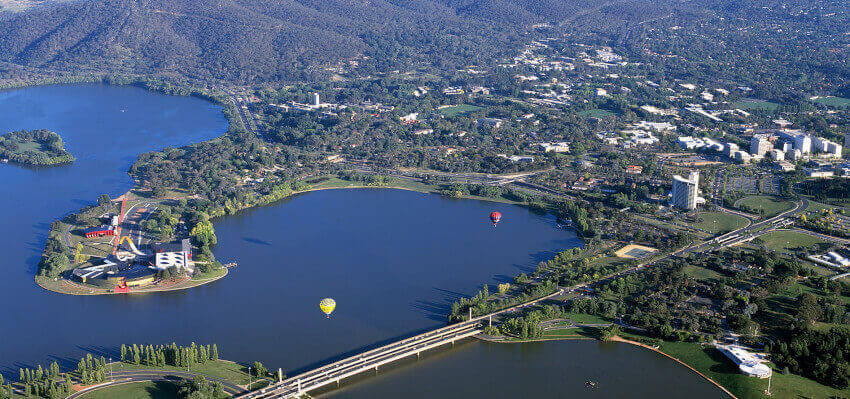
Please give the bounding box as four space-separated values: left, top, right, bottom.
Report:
35 266 228 296
608 336 739 399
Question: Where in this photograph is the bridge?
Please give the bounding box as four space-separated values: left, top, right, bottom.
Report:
237 320 484 398
239 285 570 399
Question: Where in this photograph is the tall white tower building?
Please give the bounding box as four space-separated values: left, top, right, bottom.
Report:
671 171 700 210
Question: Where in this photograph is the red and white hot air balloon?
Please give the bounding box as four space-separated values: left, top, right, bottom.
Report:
489 211 502 227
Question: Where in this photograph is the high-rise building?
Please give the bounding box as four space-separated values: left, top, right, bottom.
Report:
794 134 812 154
311 93 320 107
750 136 772 156
671 171 699 210
724 142 739 158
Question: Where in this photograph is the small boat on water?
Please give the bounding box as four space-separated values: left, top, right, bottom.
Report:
586 380 597 389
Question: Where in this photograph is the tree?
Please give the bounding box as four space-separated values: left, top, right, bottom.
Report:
252 361 267 377
74 242 86 264
796 292 822 324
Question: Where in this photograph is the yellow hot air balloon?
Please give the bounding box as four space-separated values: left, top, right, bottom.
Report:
319 298 336 318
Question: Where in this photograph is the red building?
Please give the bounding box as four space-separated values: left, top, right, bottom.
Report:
84 226 115 238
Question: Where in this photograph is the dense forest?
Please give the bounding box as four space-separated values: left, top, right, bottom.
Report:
0 0 616 81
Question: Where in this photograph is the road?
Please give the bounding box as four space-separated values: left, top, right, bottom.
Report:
67 368 248 398
707 198 809 250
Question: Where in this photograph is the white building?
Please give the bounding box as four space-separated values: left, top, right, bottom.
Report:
723 143 740 158
400 113 419 123
538 142 570 153
716 344 772 378
671 171 700 210
750 136 772 157
768 149 785 161
794 134 813 154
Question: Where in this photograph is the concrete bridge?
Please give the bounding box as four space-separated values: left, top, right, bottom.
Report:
237 320 484 398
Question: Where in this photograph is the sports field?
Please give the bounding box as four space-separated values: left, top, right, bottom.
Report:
615 244 657 259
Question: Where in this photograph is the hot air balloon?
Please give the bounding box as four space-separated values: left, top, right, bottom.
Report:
490 211 502 227
319 298 336 318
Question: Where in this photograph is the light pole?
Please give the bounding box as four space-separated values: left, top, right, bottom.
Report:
248 366 251 390
765 371 772 396
109 358 113 382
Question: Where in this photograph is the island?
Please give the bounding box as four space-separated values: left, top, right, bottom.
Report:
0 129 75 166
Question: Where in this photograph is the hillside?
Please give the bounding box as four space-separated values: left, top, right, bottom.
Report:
0 0 616 82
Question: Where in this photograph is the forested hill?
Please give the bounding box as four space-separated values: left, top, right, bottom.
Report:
0 0 614 82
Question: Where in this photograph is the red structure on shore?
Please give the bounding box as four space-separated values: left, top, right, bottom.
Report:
84 226 115 238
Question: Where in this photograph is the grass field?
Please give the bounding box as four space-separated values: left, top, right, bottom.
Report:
811 96 850 108
755 230 830 253
436 104 483 117
682 265 725 282
736 196 794 218
691 212 749 234
731 99 780 112
541 326 600 339
563 312 613 325
78 381 179 399
578 109 617 118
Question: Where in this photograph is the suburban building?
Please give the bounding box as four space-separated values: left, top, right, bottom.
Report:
716 344 772 378
537 142 570 153
152 239 193 272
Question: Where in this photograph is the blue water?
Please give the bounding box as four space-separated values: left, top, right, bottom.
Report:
0 84 724 398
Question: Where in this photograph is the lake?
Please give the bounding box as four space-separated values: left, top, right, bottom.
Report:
0 84 725 398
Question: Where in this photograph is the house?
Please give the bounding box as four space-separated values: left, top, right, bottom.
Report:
625 165 643 174
476 118 504 129
400 113 419 124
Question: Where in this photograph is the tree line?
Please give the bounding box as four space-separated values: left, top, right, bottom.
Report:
120 342 219 368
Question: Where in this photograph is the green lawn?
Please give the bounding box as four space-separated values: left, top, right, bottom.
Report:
691 212 749 234
755 230 830 253
563 312 612 325
736 196 794 218
682 265 725 282
578 109 617 118
436 104 483 117
541 326 600 338
79 381 179 399
811 96 850 109
731 100 780 112
657 341 847 399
